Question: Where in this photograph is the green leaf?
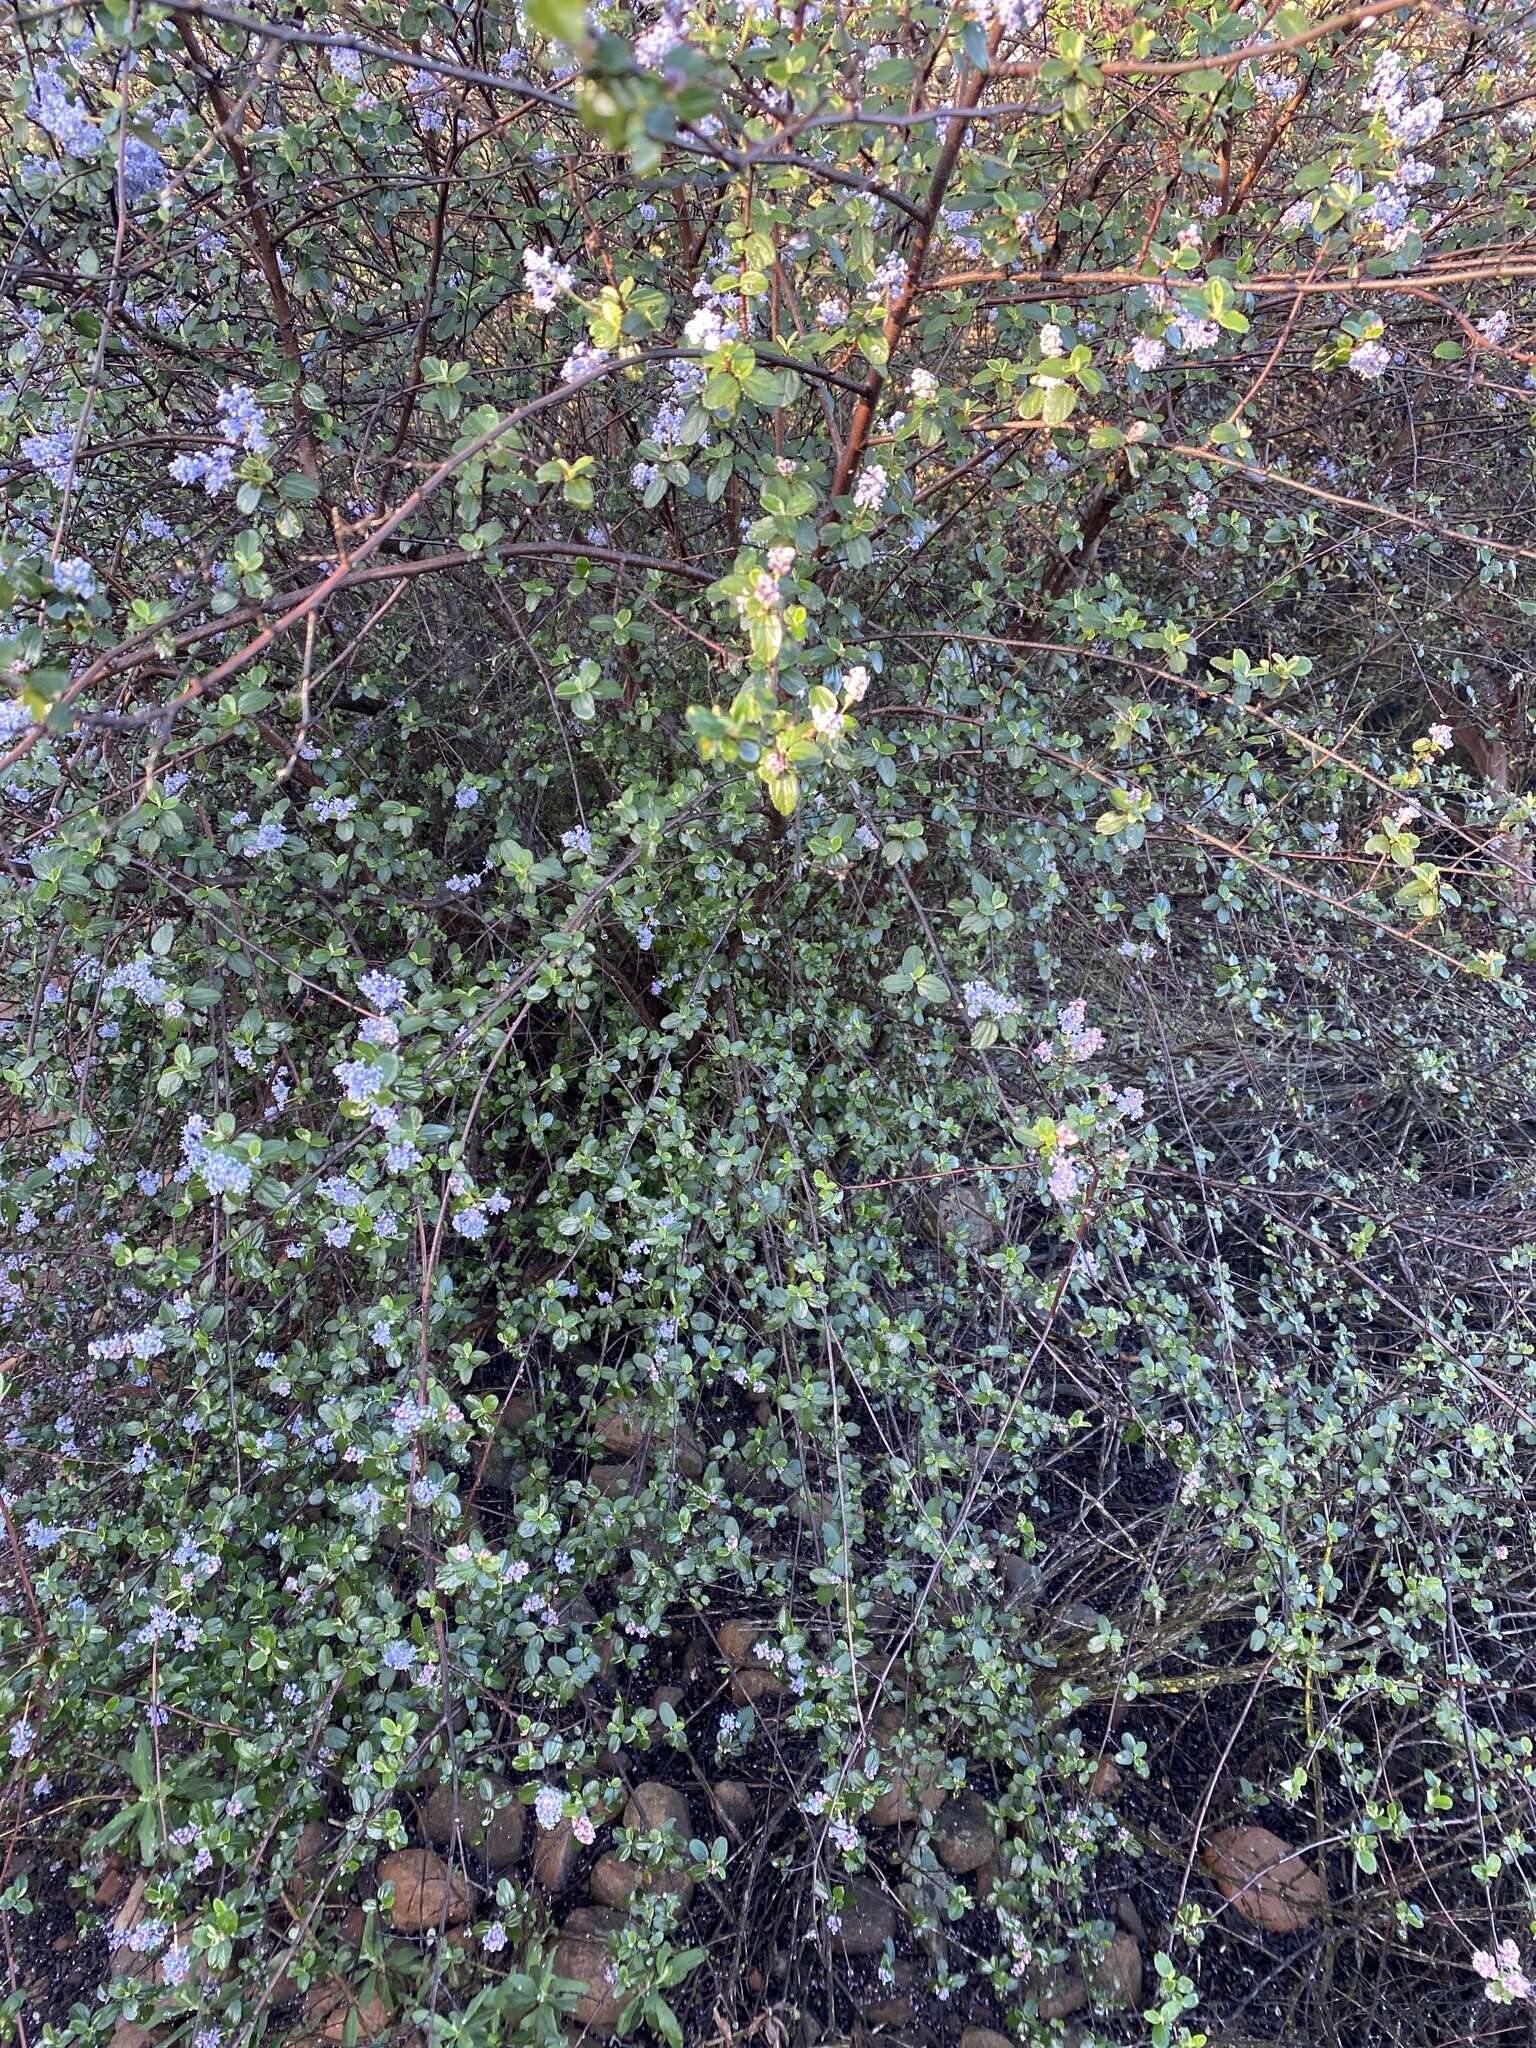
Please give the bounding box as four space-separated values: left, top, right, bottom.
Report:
651 1997 684 2048
528 0 588 41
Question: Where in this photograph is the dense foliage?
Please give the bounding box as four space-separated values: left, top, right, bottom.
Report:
4 0 1536 2043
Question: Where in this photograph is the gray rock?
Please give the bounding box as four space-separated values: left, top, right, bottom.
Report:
590 1461 640 1497
476 1393 534 1487
930 1791 994 1873
108 2026 158 2048
554 1590 613 1675
833 1876 897 1956
731 1667 783 1706
999 1553 1043 1604
930 1182 1001 1253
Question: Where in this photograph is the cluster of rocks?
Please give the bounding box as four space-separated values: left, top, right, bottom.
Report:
97 1534 1327 2048
860 1902 1146 2039
546 1780 695 2035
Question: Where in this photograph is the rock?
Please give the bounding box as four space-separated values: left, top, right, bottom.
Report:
108 1873 152 1978
288 1820 337 1905
594 1404 707 1478
869 1698 911 1739
715 1619 782 1699
1114 1892 1146 1941
871 1770 945 1828
376 1848 473 1932
590 1461 640 1498
563 1905 628 1938
109 2026 159 2048
265 1929 311 2006
1201 1825 1324 1935
833 1876 896 1957
999 1553 1043 1604
554 1590 614 1675
793 1490 842 1536
623 1781 690 1836
587 1852 634 1907
651 1685 686 1714
532 1817 580 1895
1036 1972 1088 2022
592 1403 652 1458
1087 1930 1143 2010
301 1979 390 2046
960 2033 1015 2048
589 1851 694 1909
862 1995 914 2027
338 1906 367 1947
422 1777 524 1869
1089 1759 1121 1800
93 1858 130 1908
929 1182 1001 1253
711 1780 754 1837
552 1930 622 2035
477 1395 535 1486
929 1791 992 1872
673 1427 708 1480
108 1877 199 1990
478 1442 527 1491
731 1667 783 1707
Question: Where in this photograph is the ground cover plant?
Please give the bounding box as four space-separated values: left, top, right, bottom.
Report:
3 0 1536 2043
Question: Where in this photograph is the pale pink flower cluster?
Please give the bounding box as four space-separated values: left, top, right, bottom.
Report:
1473 1941 1532 2004
748 544 797 612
